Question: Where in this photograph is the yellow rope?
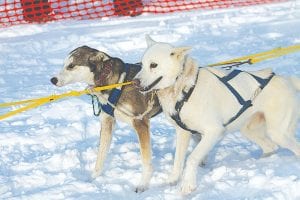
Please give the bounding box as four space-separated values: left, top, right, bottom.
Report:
0 82 132 121
1 43 300 121
0 100 48 121
208 44 300 67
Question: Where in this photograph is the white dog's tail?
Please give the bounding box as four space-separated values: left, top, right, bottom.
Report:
290 76 300 91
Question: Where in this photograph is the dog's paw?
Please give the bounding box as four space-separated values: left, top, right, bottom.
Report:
180 182 196 195
180 173 197 195
167 173 180 186
135 185 148 193
91 170 101 179
199 160 206 167
261 151 276 158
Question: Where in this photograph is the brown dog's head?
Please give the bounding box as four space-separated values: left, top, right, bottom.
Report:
50 46 124 87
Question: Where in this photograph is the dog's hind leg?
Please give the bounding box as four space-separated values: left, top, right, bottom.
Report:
92 113 115 178
262 77 300 156
265 102 300 156
241 112 278 157
268 130 300 156
168 128 191 186
132 118 153 193
267 121 300 156
290 76 300 91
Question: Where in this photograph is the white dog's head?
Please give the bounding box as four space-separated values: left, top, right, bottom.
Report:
50 46 110 87
134 35 191 92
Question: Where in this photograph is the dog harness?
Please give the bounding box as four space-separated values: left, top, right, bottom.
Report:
102 63 141 116
170 69 202 135
170 68 275 135
91 63 141 117
210 69 275 126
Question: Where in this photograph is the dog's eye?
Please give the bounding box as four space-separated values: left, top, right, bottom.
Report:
150 63 158 69
67 64 75 70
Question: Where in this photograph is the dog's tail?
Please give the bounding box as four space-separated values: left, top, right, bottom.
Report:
290 76 300 91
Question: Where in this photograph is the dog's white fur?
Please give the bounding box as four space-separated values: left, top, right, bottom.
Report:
135 36 300 194
55 56 95 87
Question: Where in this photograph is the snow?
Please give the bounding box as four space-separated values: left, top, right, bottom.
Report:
1 1 300 199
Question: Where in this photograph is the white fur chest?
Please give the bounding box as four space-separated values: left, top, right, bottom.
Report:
157 89 178 117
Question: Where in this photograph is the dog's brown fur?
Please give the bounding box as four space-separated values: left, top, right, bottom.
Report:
51 46 161 192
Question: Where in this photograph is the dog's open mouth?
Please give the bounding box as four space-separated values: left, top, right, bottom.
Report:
139 76 163 92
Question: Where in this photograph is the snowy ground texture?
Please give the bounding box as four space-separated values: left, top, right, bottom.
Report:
1 1 300 199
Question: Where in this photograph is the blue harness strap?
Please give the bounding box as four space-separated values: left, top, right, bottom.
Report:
219 70 246 105
170 69 201 137
101 63 132 116
101 88 122 116
170 69 201 135
168 68 275 136
211 69 275 126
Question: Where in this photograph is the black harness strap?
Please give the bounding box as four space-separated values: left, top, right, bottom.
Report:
170 69 201 135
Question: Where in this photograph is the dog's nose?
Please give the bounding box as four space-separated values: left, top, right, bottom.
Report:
132 79 141 87
50 77 58 85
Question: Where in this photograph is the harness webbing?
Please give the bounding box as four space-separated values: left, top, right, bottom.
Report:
219 70 246 105
210 69 275 126
170 69 201 135
170 68 275 134
99 63 141 117
101 88 123 116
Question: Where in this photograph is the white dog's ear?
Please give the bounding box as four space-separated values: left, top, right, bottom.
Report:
145 35 157 47
170 46 192 60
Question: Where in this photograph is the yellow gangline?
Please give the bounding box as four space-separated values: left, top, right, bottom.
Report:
208 44 300 67
0 82 132 120
1 43 300 121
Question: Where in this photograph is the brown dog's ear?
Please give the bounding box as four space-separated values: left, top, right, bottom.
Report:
89 52 110 64
88 52 110 72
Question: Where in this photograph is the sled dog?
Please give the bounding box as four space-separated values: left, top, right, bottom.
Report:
51 46 161 192
133 36 300 194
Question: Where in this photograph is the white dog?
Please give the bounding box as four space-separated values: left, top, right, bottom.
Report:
133 36 300 194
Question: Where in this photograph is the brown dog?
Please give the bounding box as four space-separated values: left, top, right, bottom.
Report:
50 46 161 192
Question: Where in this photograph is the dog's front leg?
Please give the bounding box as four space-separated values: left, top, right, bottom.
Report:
132 118 153 193
168 128 191 185
92 112 115 178
181 127 224 194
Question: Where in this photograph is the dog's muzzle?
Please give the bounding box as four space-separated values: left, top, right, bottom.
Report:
50 77 58 85
133 76 163 92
